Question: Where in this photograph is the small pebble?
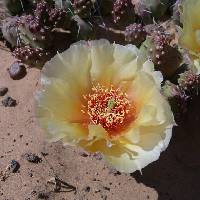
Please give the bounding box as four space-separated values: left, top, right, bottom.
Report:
37 192 49 199
1 160 20 181
103 186 110 191
83 186 90 192
9 160 20 173
28 171 33 177
24 153 42 163
0 87 8 96
40 151 48 156
2 96 17 107
8 62 27 80
93 152 103 160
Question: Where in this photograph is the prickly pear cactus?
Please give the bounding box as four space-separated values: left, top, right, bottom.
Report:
16 0 70 49
124 23 146 47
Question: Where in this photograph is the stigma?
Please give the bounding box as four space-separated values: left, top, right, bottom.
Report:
82 84 135 135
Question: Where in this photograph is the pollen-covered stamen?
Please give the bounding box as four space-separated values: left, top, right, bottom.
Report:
83 84 133 134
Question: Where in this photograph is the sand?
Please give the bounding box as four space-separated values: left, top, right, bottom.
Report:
0 41 200 200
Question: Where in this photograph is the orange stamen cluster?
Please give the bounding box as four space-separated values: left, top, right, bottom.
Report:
83 84 132 134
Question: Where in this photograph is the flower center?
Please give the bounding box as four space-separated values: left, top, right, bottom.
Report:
83 84 135 136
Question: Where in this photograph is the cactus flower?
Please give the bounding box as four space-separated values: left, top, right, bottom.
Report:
179 0 200 57
35 40 174 173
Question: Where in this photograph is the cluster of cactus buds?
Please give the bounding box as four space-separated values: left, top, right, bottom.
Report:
13 46 51 67
2 0 73 67
49 8 70 28
124 23 147 46
17 14 53 49
2 0 71 50
34 0 50 21
147 28 182 77
162 80 188 123
178 70 200 95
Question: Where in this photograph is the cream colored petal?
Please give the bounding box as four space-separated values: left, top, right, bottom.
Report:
113 44 138 65
194 59 200 75
138 124 172 150
104 125 172 173
126 71 157 104
182 0 200 30
145 89 174 125
126 44 147 64
36 83 88 144
122 71 173 146
126 71 173 124
135 89 173 127
90 39 115 86
87 124 108 140
35 78 85 122
113 59 139 85
90 41 144 87
39 117 87 144
41 41 92 94
135 104 158 126
123 127 140 144
112 44 145 85
142 60 163 88
180 0 200 54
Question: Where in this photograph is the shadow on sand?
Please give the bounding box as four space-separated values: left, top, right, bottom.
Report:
132 95 200 200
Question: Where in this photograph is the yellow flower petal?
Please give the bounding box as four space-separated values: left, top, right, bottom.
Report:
180 0 200 56
42 41 92 94
36 79 85 122
36 40 174 173
90 40 115 86
105 126 172 173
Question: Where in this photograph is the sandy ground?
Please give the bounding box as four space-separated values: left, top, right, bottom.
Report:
0 42 200 200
